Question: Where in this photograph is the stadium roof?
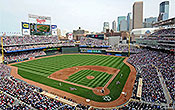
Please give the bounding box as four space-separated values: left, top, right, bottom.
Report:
153 17 175 27
131 28 159 35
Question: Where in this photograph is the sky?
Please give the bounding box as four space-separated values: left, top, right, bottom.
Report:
0 0 174 34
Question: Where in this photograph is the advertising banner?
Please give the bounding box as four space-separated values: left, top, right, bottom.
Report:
68 33 73 40
28 14 51 20
22 29 30 35
22 22 29 29
16 59 24 62
52 30 57 35
22 22 30 35
51 25 57 29
137 78 143 98
6 47 46 53
51 25 57 35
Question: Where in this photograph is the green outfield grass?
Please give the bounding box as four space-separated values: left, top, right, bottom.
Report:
12 54 130 102
66 70 112 88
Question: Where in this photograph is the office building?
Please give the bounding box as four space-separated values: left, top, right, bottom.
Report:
127 12 132 31
144 17 157 28
117 16 126 31
103 22 110 33
57 28 61 40
112 20 117 32
120 19 128 31
73 27 86 40
158 1 169 21
132 1 143 29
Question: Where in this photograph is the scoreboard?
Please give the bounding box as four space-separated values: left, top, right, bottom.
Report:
22 21 57 36
86 34 104 40
30 23 51 35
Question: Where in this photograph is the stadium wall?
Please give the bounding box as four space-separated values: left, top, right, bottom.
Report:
4 46 134 64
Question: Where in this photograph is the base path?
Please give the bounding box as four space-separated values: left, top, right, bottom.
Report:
9 55 136 108
93 87 110 96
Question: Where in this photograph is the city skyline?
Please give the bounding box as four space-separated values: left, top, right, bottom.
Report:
0 0 175 33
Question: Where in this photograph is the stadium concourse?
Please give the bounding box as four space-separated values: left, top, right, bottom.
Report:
0 28 174 110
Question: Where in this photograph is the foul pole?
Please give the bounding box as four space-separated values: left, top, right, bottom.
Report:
1 37 4 64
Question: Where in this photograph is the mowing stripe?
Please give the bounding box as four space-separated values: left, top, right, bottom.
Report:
16 65 51 75
96 74 112 87
18 68 48 77
87 73 106 87
90 73 109 88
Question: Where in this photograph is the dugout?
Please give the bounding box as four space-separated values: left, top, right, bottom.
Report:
43 47 61 56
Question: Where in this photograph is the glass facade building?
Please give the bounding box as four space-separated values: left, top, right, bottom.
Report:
159 1 169 20
117 16 126 31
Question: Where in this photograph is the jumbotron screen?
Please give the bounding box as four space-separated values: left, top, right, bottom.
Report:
30 23 51 35
36 24 50 33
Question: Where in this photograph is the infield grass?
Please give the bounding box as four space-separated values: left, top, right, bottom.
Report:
66 70 112 88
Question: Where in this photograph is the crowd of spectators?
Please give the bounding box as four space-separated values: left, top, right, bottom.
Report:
119 101 166 110
0 92 31 110
0 33 174 109
80 37 109 47
141 65 167 103
151 28 175 36
153 51 175 101
142 36 175 41
109 45 144 53
61 41 75 46
0 64 30 109
4 44 60 52
0 63 90 110
131 75 139 100
4 50 46 62
92 100 166 110
128 49 174 103
1 35 59 46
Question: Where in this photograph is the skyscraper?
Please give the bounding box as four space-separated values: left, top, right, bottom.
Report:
117 16 126 31
120 19 128 31
158 1 169 21
57 28 61 39
132 1 143 29
144 17 157 28
127 12 132 31
112 20 117 32
103 22 110 33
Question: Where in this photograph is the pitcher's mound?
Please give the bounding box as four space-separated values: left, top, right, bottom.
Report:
86 76 95 79
93 87 110 96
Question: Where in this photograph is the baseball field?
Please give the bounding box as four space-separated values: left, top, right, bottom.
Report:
11 54 131 103
37 25 50 32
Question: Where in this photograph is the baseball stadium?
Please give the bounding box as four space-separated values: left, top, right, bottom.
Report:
0 1 175 110
0 26 175 109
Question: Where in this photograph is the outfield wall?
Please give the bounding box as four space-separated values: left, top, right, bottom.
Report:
4 46 134 64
